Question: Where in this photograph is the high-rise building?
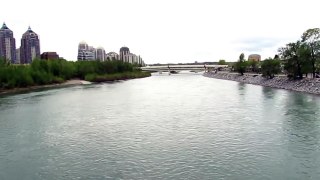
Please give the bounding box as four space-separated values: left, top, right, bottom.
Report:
119 46 130 62
0 23 16 63
77 41 88 60
77 41 95 61
78 44 145 65
16 48 20 64
88 46 96 60
119 46 145 65
20 26 40 64
96 47 105 61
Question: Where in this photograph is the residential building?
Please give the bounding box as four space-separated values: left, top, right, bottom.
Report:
106 52 120 61
77 41 88 60
96 47 105 61
0 23 16 63
78 44 145 65
20 26 40 64
119 46 130 62
88 46 96 60
41 52 59 60
77 41 95 61
16 48 20 64
122 53 142 64
119 46 145 65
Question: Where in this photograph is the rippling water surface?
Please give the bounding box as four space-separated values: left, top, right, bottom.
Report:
1 73 320 179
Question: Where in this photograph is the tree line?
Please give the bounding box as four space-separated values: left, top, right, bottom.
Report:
233 28 320 79
0 59 149 89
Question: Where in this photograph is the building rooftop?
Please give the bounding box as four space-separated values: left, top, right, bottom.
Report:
1 22 8 30
79 41 87 45
248 54 261 57
97 46 104 50
0 22 13 32
107 52 119 55
23 26 38 37
120 46 130 52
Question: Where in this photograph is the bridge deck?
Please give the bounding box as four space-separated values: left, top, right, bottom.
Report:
141 65 228 71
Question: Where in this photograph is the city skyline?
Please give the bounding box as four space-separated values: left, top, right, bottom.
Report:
0 23 41 64
77 41 145 65
1 0 319 64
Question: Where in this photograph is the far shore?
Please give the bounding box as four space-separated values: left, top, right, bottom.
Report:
0 79 91 96
0 71 151 96
204 71 320 95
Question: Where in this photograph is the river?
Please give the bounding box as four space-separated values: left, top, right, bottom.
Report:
1 72 320 179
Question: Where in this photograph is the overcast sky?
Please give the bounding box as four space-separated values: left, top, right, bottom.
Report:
1 0 319 64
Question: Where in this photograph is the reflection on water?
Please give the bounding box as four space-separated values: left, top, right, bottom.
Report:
282 93 320 178
0 74 320 179
262 86 276 99
237 83 247 94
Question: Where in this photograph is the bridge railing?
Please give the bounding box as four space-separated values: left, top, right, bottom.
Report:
141 65 228 70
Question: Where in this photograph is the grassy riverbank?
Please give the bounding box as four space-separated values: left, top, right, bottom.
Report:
0 79 90 96
0 58 150 92
84 71 151 82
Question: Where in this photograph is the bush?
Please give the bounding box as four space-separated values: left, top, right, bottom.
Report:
52 77 65 84
84 73 98 82
261 58 281 79
0 59 146 89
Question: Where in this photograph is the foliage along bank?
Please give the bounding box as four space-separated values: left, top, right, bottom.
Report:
234 28 320 79
0 59 150 89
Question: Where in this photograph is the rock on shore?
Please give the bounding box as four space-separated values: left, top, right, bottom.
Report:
204 72 320 95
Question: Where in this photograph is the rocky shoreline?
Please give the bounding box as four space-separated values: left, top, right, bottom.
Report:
204 72 320 95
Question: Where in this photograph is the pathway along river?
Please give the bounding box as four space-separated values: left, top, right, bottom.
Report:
1 72 320 179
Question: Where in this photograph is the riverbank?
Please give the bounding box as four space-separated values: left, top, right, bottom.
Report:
0 79 91 96
84 71 151 82
0 71 151 96
204 71 320 95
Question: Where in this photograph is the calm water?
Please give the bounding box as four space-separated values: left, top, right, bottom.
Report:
1 73 320 180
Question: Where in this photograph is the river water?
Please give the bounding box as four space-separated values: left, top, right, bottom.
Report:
1 73 320 179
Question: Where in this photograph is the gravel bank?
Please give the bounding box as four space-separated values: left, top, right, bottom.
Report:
204 72 320 95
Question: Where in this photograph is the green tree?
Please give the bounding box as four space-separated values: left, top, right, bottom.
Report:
279 41 306 79
239 53 245 61
60 60 76 79
261 58 281 79
301 28 320 78
299 44 313 77
234 53 248 75
218 59 227 65
0 57 10 67
247 60 259 72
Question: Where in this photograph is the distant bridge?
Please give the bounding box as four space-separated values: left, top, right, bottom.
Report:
141 64 228 72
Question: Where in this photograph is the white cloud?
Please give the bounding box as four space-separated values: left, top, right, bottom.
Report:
1 0 320 63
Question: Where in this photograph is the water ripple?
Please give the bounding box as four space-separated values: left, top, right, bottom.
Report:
0 74 320 179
